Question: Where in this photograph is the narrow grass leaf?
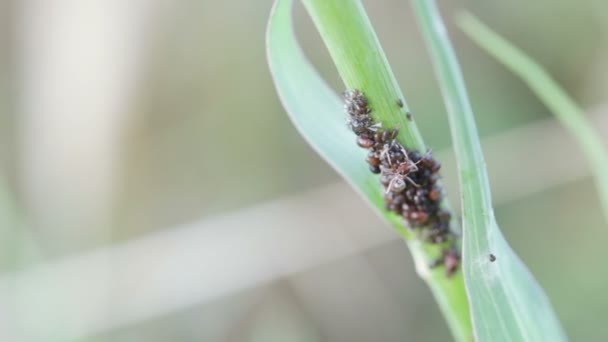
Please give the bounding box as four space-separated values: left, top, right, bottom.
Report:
458 12 608 225
411 1 567 341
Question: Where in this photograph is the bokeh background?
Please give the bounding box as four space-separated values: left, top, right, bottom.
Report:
1 0 608 341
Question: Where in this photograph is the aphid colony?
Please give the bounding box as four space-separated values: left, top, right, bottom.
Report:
343 89 460 276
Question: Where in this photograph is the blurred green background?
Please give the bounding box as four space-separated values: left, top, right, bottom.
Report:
1 0 608 341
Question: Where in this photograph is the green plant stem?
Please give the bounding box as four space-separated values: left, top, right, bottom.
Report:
458 12 608 224
301 1 471 340
301 0 423 149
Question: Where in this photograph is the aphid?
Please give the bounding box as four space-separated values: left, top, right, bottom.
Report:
343 90 370 115
421 152 441 173
429 186 442 201
405 187 416 199
346 106 370 117
342 89 458 273
348 119 368 135
409 211 429 224
375 128 398 144
444 249 460 277
429 246 459 276
367 122 382 132
489 254 496 262
366 152 381 166
356 136 374 149
413 192 429 206
387 194 405 213
408 150 422 162
380 141 408 167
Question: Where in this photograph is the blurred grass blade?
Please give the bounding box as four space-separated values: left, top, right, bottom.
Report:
457 12 608 224
0 178 19 268
0 176 39 270
411 0 567 340
266 1 471 340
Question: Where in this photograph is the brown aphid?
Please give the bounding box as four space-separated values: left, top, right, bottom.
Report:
347 118 370 135
409 211 429 224
374 129 398 144
343 89 457 259
429 186 442 201
343 89 367 107
421 153 441 173
388 202 403 213
444 249 461 277
373 132 384 143
429 160 441 173
366 153 381 166
356 136 374 149
405 187 416 199
369 164 381 174
383 129 398 141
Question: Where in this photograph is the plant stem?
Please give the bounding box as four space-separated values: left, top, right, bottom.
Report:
301 1 472 340
301 0 423 150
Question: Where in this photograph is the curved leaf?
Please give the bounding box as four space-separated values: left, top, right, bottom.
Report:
411 0 567 341
458 12 608 225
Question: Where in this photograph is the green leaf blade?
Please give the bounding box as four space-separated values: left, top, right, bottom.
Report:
411 1 567 341
266 0 376 204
